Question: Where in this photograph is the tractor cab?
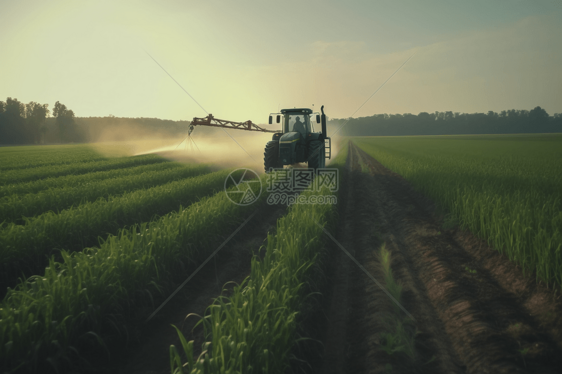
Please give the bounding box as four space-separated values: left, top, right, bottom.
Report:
282 108 316 136
265 107 331 172
270 108 319 136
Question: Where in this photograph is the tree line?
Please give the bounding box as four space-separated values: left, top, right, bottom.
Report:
0 98 78 145
2 97 561 144
333 106 562 136
0 97 188 145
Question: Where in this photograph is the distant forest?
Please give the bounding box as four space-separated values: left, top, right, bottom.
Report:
334 107 562 136
0 97 188 145
1 97 561 145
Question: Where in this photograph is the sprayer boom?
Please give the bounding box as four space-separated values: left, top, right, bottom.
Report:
188 114 279 135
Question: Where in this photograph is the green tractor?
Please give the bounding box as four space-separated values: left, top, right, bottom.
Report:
264 105 331 173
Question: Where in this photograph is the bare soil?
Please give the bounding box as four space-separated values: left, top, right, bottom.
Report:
312 141 562 374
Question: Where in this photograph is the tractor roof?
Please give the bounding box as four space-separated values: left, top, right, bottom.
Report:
280 108 313 114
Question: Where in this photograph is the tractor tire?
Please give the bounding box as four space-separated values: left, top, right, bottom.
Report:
307 140 325 170
264 141 282 173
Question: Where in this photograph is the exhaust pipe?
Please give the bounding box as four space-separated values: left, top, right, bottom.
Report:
321 105 327 138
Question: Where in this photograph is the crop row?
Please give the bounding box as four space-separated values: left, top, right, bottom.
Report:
0 161 189 199
170 146 348 373
0 163 212 223
0 153 167 186
0 177 264 373
0 169 232 291
354 136 562 287
374 243 418 367
0 145 105 172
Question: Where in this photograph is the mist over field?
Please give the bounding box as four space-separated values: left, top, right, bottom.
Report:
2 0 561 151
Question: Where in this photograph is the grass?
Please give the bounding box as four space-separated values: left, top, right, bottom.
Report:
354 135 562 287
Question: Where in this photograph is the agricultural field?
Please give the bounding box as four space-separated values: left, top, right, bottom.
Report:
354 134 562 287
1 137 562 374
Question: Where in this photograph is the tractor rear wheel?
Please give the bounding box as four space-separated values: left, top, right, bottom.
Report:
264 141 282 173
307 140 325 170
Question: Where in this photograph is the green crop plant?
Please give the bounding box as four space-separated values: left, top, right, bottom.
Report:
169 150 347 374
0 174 266 373
0 169 231 289
0 153 166 185
378 319 417 360
355 135 562 287
0 144 105 172
171 186 338 373
0 160 188 198
378 244 402 308
0 163 212 222
376 243 421 368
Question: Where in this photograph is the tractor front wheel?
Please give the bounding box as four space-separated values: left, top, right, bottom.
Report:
264 141 282 173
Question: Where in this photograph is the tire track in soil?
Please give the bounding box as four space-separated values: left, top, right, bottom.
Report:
319 142 356 374
90 201 288 374
352 142 562 374
318 143 462 374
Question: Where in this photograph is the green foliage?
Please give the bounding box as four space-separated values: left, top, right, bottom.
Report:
355 135 562 287
376 243 422 370
24 102 50 144
0 163 211 222
0 169 231 289
169 156 346 374
53 101 79 143
0 145 105 173
0 160 185 198
379 244 402 308
0 177 260 373
337 107 562 137
0 98 27 145
379 319 417 359
0 153 167 185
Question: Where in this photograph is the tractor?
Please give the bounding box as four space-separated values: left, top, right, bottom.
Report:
184 105 331 172
264 105 331 172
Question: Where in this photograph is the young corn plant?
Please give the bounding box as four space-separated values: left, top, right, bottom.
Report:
0 175 265 373
0 169 232 290
169 152 346 374
0 160 185 198
0 153 166 185
0 144 104 172
377 243 419 367
0 163 211 222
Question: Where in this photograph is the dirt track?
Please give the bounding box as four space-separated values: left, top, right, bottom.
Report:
315 142 562 374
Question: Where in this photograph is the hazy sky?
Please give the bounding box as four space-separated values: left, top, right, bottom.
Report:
1 0 561 122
